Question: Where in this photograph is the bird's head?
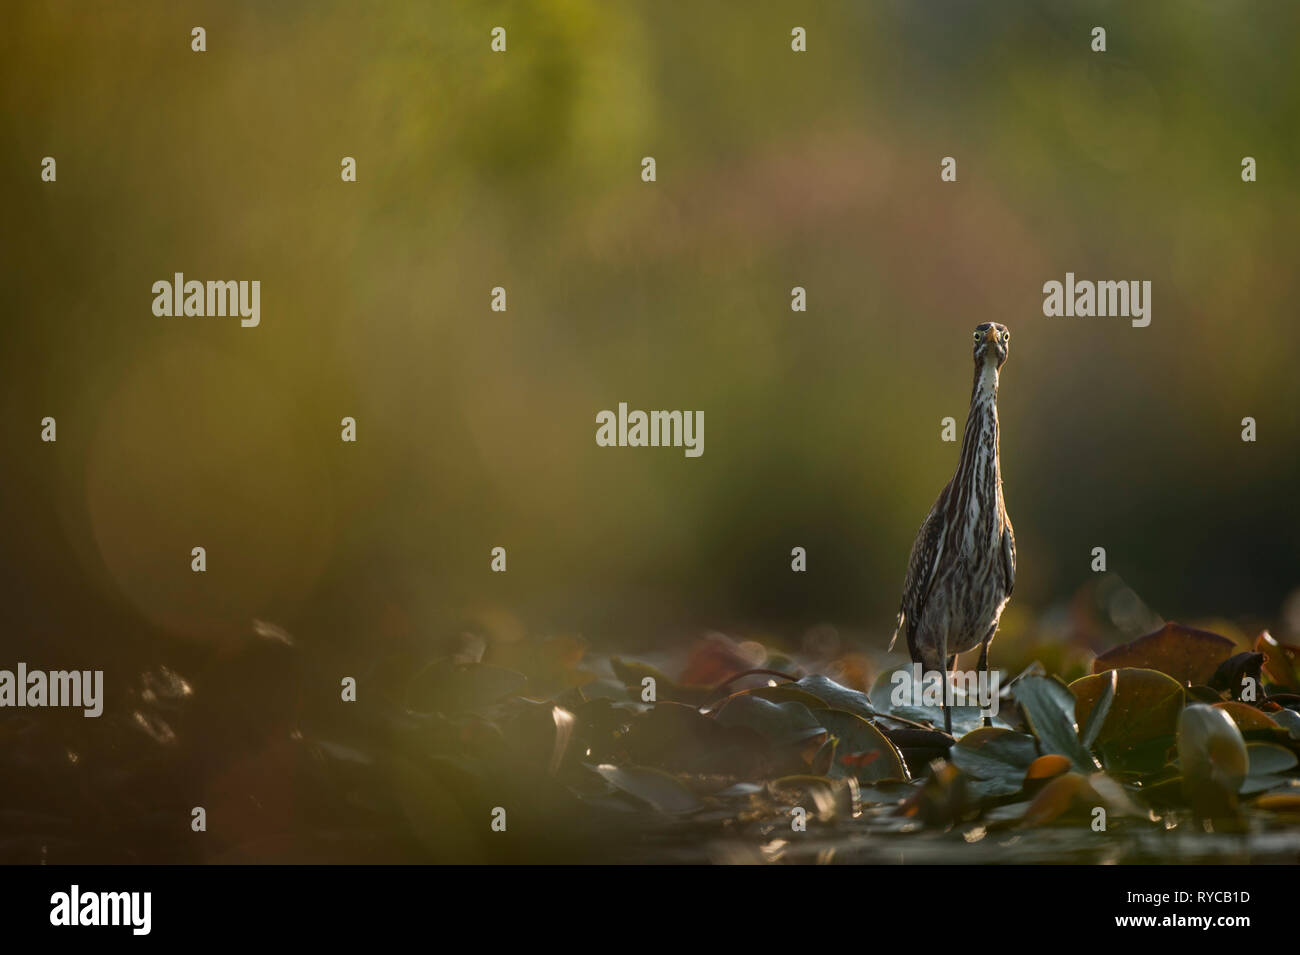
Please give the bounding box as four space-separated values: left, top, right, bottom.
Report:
973 323 1010 369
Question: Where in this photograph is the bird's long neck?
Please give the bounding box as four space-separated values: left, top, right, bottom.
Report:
954 360 1002 525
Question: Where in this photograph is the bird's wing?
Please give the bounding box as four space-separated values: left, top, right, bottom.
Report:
891 485 950 652
1001 519 1016 597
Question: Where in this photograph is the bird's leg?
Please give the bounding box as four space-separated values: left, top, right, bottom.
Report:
944 654 957 733
977 628 995 728
940 635 952 736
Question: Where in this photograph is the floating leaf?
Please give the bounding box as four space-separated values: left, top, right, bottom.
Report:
620 701 767 776
1025 754 1071 781
745 684 833 713
1269 707 1300 740
1093 623 1236 686
1255 793 1300 813
1019 770 1141 826
871 667 1007 736
1079 668 1116 750
1178 703 1247 818
1256 631 1300 690
1022 772 1091 826
813 708 908 782
1209 652 1266 699
898 760 970 827
1071 668 1184 752
780 674 877 721
1245 742 1298 777
949 727 1038 782
1213 701 1284 735
591 764 702 814
967 776 1026 799
1011 675 1097 772
713 695 826 747
1097 734 1177 777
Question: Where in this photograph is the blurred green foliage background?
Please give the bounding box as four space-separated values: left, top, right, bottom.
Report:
4 0 1299 671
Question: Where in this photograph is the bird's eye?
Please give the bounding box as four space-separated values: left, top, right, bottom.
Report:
973 331 982 342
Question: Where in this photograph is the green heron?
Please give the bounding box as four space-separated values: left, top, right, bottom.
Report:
890 323 1016 735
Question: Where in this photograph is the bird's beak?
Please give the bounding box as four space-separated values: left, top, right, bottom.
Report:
983 327 999 344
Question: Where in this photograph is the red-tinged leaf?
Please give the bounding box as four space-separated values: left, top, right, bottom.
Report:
1093 622 1236 686
1256 630 1300 690
1025 754 1071 781
1213 701 1284 734
1022 773 1091 826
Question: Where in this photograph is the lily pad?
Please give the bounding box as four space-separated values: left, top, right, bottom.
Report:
591 763 702 814
713 694 827 747
949 727 1038 782
1245 741 1298 776
1268 707 1300 739
1079 668 1116 750
1093 623 1236 686
1256 631 1300 690
620 701 768 776
1021 772 1091 826
778 674 877 721
967 775 1027 799
871 667 1009 736
813 708 908 782
745 682 843 714
1213 701 1284 735
1071 668 1185 752
1012 675 1097 772
1025 754 1071 781
1178 703 1248 815
1255 792 1300 813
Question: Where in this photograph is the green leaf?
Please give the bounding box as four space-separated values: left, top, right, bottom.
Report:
949 727 1039 782
1097 734 1176 776
591 763 702 814
967 776 1027 799
1238 775 1293 795
1011 675 1097 772
620 701 768 776
1245 742 1298 777
868 667 1010 736
813 708 909 783
1178 704 1248 808
1079 668 1116 750
712 694 826 746
780 674 877 721
1070 668 1185 752
1268 708 1300 739
744 683 837 713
